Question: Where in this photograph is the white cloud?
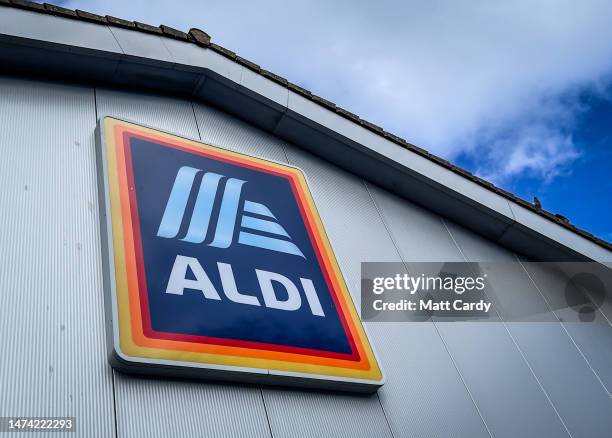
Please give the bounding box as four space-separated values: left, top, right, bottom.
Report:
476 126 581 184
63 0 612 184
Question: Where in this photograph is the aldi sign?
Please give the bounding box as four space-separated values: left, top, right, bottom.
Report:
96 117 383 392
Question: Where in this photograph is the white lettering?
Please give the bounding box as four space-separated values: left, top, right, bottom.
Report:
218 262 260 306
165 255 221 300
164 255 325 316
300 278 325 317
256 269 301 312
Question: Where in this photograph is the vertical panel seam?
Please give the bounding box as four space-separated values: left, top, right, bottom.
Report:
108 27 125 54
111 371 120 438
94 85 120 438
259 388 275 438
374 390 396 438
192 99 283 438
441 219 574 438
515 255 612 398
191 101 203 141
364 181 492 438
279 138 291 165
106 26 125 81
281 145 392 438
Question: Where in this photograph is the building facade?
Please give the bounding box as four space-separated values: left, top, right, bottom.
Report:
0 2 611 437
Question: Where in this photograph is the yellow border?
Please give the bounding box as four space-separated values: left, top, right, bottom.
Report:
103 117 383 382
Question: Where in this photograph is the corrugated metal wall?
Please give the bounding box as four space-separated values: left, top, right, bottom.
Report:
1 75 611 438
0 77 115 437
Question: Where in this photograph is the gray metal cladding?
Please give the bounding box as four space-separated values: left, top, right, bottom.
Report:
108 27 174 62
368 186 569 438
365 187 490 438
192 102 288 163
279 151 488 437
262 388 391 438
0 77 115 436
2 75 611 438
367 322 491 438
520 259 612 393
94 88 273 438
283 147 400 308
114 373 271 438
95 87 199 135
192 102 395 438
445 222 612 438
0 7 122 54
265 147 394 438
435 321 569 438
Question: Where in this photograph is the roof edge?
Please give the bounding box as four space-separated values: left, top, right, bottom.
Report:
0 0 610 258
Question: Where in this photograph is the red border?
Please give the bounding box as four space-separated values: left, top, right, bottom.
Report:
121 131 361 362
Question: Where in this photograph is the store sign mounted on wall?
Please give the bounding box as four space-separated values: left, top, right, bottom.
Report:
96 117 383 393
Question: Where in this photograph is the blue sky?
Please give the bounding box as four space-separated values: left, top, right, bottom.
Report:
58 0 612 242
455 86 612 242
512 89 612 242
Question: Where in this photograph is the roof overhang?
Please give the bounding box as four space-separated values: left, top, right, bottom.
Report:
1 4 610 265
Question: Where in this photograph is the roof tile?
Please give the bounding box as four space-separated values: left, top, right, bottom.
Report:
43 3 76 17
75 9 107 24
383 131 404 144
430 155 451 166
473 176 496 188
359 119 384 134
105 15 135 29
134 21 162 34
236 56 260 72
287 82 313 98
160 25 188 40
452 166 473 178
210 43 237 59
312 95 336 110
513 197 534 209
188 28 211 46
406 143 431 156
335 106 360 122
260 69 288 85
10 0 44 11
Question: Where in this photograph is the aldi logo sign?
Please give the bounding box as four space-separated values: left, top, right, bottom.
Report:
96 117 383 392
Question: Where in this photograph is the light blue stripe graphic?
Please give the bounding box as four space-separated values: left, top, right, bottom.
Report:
243 200 276 219
181 172 224 243
240 215 289 238
157 166 201 239
209 178 246 249
158 168 305 258
238 231 305 258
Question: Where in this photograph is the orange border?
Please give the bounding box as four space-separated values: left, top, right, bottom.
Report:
121 129 361 361
103 117 383 381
